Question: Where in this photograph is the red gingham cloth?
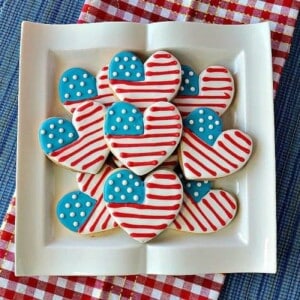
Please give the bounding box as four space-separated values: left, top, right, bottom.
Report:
1 1 299 299
78 0 300 92
0 198 225 299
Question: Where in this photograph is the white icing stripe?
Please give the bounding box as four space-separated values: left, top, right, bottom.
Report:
170 190 237 233
180 127 253 179
173 66 234 117
76 165 118 233
49 101 109 174
109 51 181 111
106 102 182 176
106 169 183 243
112 153 178 170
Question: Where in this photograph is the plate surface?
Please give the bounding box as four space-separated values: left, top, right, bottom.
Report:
16 21 276 276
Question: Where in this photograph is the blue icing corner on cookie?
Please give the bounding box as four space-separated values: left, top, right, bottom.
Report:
178 65 199 96
105 102 144 135
59 68 97 103
39 117 79 154
184 108 222 146
104 169 144 204
109 51 145 81
56 191 96 232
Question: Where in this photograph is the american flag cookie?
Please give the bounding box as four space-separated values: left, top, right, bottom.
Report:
56 164 118 234
108 51 182 111
179 107 253 180
103 168 183 243
59 67 116 113
104 101 182 176
170 177 238 233
172 65 235 118
38 101 109 174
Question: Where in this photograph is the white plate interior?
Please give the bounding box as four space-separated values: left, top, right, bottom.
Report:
16 21 276 276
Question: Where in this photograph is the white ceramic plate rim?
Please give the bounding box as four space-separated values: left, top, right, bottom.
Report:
16 21 276 276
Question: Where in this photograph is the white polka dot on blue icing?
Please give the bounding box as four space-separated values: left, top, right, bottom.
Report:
184 108 222 146
104 102 144 136
104 170 144 204
56 191 96 232
58 68 97 103
178 65 199 96
180 175 212 203
39 117 78 154
109 51 145 81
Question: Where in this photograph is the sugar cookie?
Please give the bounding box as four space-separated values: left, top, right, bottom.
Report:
179 107 253 179
103 168 183 243
104 101 182 176
173 65 235 117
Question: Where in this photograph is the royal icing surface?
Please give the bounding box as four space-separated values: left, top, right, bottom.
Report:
109 51 181 111
105 101 182 176
56 191 98 233
113 152 178 170
105 102 144 135
39 101 110 174
39 118 78 154
179 108 253 180
60 66 117 114
76 164 118 233
59 68 97 109
173 65 235 117
103 168 183 243
170 177 238 233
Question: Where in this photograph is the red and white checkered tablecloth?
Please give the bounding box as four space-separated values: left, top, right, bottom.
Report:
78 0 300 92
1 1 299 299
0 199 224 300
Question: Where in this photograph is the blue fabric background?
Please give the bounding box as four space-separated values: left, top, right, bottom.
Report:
0 1 299 299
220 14 300 300
0 0 85 222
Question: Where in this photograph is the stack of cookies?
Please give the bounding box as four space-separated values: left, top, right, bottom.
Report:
38 51 253 243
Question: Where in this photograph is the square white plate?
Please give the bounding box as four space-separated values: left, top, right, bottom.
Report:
16 21 276 276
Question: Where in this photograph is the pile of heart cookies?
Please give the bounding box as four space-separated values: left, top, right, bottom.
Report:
38 50 253 243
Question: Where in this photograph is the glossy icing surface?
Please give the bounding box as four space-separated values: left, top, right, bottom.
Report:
183 107 222 146
39 118 78 154
104 168 183 243
59 68 97 103
180 125 253 180
170 188 238 233
173 65 235 117
105 102 144 135
56 191 97 233
105 101 182 176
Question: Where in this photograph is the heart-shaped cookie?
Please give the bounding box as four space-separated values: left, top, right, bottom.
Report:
108 51 181 111
104 101 182 176
170 177 237 233
179 108 253 180
103 168 183 243
59 67 116 113
172 65 234 117
39 101 109 173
